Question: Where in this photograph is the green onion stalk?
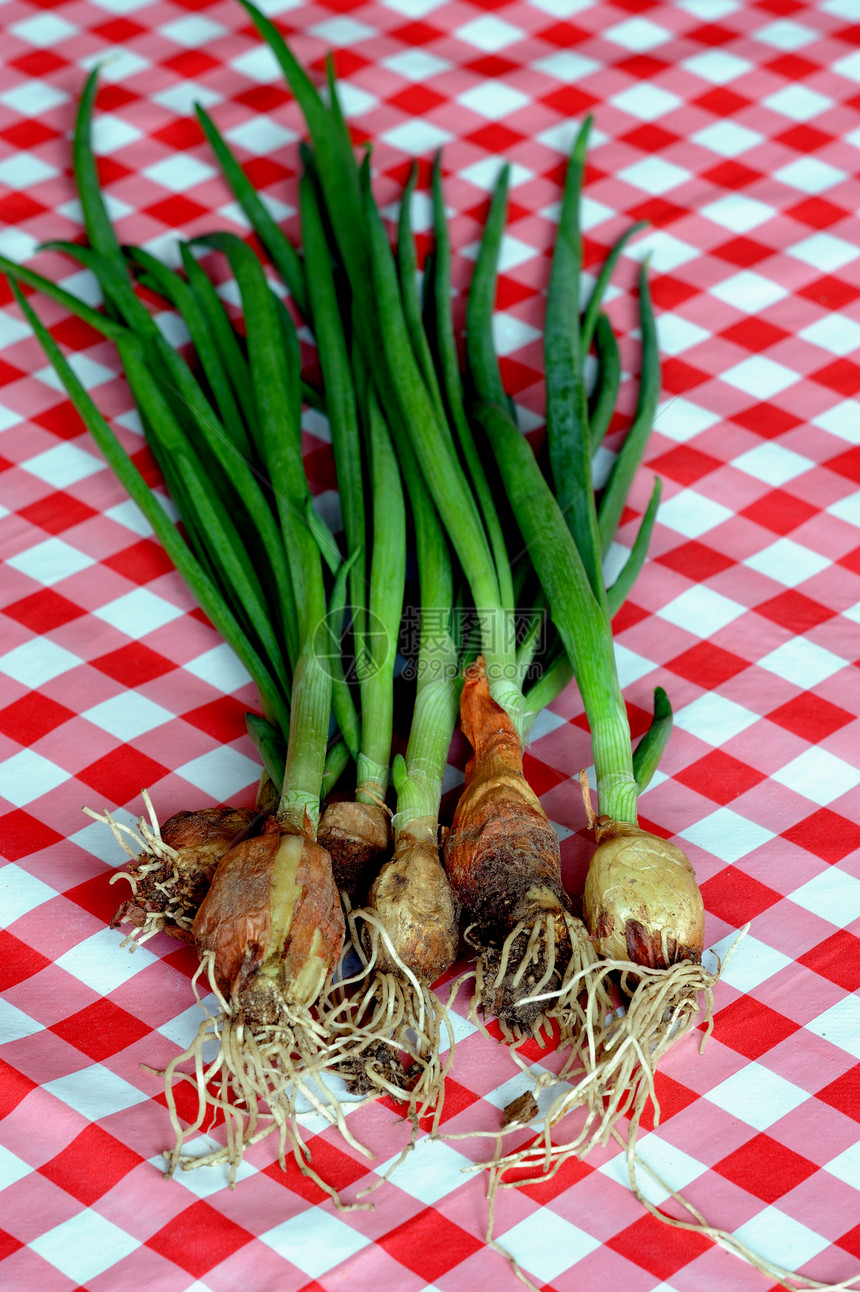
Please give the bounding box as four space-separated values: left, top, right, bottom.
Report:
323 420 463 1133
0 69 353 951
275 159 460 1129
460 134 721 1187
225 1 603 1047
298 162 403 902
3 73 370 1197
161 230 372 1195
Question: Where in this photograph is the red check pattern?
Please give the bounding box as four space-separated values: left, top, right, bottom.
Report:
2 1 860 1289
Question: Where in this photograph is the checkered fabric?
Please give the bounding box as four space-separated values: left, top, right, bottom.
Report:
2 1 860 1288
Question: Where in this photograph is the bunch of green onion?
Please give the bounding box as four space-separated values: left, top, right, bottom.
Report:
2 3 737 1250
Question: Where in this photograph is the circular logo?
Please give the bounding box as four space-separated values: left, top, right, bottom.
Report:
312 606 392 683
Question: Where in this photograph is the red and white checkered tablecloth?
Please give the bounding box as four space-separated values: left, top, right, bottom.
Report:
2 1 859 1289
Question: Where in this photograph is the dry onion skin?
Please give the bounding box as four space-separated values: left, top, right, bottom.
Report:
85 794 261 949
326 815 461 1140
444 660 611 1046
318 799 391 905
320 373 464 1131
161 816 373 1201
584 816 705 969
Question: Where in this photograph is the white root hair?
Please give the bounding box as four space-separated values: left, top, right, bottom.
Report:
322 905 463 1141
147 953 376 1207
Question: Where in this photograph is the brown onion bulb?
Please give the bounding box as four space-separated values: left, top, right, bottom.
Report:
368 819 459 984
583 822 704 969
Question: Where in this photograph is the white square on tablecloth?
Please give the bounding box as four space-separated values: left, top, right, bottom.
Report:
9 14 78 47
683 50 753 84
29 1210 139 1285
800 315 860 357
499 1209 600 1283
710 270 788 313
813 400 860 443
142 155 217 192
610 84 682 121
0 403 23 431
36 354 117 394
529 0 592 15
756 20 817 51
382 50 451 80
0 639 82 687
0 748 67 808
462 159 533 193
653 396 721 441
92 588 184 638
790 869 860 930
599 1130 705 1204
159 15 227 46
231 46 283 84
83 459 156 539
223 118 297 156
0 863 58 927
828 493 860 527
722 356 798 399
744 537 829 587
492 313 541 356
613 642 657 687
91 115 144 154
691 120 763 156
0 1144 32 1190
534 50 599 81
651 313 710 357
90 0 149 12
0 80 69 114
775 158 847 196
0 998 47 1045
7 537 95 586
680 807 774 864
619 158 691 196
375 1138 472 1205
762 85 833 120
701 194 775 232
259 1208 370 1277
733 1206 830 1270
705 1062 807 1130
605 17 671 50
151 83 221 116
709 932 792 993
82 693 174 742
149 1140 258 1197
657 585 745 636
455 16 524 51
55 926 158 995
381 119 454 156
21 442 105 489
658 488 732 537
774 747 860 806
309 16 375 43
183 643 252 693
457 83 530 122
824 1140 860 1189
43 1063 150 1121
0 309 33 347
835 47 860 79
175 747 260 800
158 999 221 1052
733 442 813 485
758 639 846 689
806 996 860 1060
789 233 857 274
674 692 758 746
